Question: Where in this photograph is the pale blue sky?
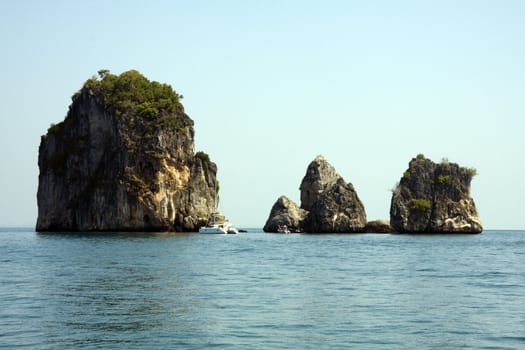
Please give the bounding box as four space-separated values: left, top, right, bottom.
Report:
1 1 524 229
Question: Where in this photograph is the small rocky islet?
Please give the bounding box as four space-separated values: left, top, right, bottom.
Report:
264 154 482 234
37 70 482 233
263 155 367 233
390 154 482 233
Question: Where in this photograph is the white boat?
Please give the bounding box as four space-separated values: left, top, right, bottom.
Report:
198 184 238 234
199 223 229 234
199 212 238 234
199 221 238 234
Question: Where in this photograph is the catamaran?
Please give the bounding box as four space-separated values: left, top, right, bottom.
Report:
198 222 229 234
199 213 238 234
198 181 238 234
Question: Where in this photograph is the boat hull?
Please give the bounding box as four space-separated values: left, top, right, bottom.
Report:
199 225 228 234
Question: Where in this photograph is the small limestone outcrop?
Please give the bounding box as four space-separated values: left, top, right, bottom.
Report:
264 155 367 233
364 220 394 233
302 178 367 233
390 155 482 233
262 196 307 233
37 70 218 232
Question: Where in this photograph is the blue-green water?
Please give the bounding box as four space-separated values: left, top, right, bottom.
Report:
0 228 524 349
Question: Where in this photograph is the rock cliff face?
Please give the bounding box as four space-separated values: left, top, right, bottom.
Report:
299 155 342 211
302 178 367 233
37 70 217 232
264 155 367 233
390 155 482 233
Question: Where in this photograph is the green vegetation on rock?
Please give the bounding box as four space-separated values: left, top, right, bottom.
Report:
410 198 431 212
195 151 211 165
437 174 450 184
465 167 478 177
80 69 186 133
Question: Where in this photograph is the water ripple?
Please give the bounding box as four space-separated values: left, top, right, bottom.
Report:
0 229 524 349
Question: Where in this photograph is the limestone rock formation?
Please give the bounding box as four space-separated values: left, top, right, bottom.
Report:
390 155 482 233
299 155 342 211
364 220 395 233
302 178 367 233
262 196 307 233
37 70 218 232
264 155 367 233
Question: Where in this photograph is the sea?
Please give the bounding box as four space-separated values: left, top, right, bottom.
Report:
0 228 524 350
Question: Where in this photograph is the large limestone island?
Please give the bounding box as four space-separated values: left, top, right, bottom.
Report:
37 70 218 232
264 155 367 233
390 155 482 233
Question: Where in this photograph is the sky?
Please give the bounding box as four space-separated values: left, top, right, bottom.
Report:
0 0 524 229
